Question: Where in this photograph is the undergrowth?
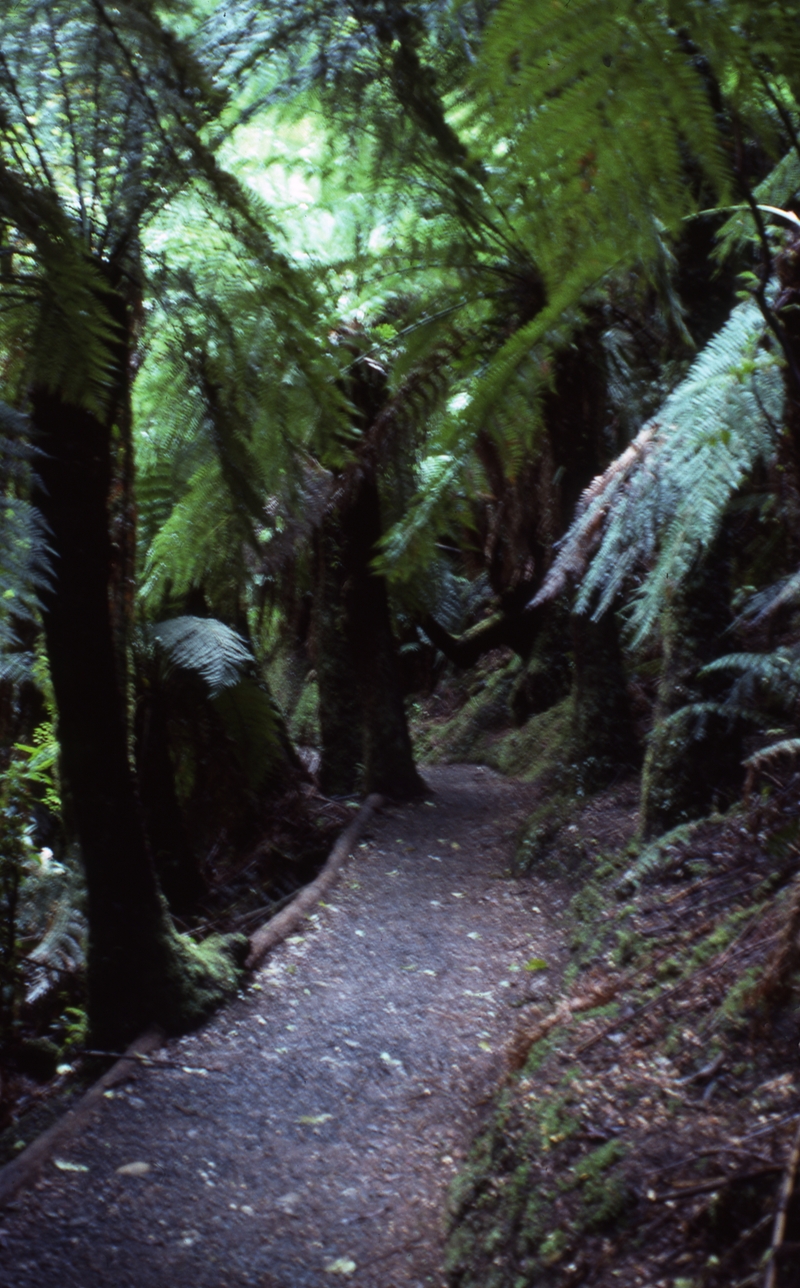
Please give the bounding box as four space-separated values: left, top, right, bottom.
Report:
446 769 800 1288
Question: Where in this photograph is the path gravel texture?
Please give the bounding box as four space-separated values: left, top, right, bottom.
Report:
0 765 565 1288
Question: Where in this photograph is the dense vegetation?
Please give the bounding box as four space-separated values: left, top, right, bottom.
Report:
3 0 800 1276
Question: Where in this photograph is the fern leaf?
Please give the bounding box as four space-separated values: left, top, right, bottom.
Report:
616 817 714 894
149 616 253 698
535 299 782 637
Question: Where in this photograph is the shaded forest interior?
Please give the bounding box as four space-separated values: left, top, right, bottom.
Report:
3 1 800 1284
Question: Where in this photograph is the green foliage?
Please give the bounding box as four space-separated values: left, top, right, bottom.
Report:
0 403 49 655
212 681 287 792
0 724 65 1050
146 614 293 793
616 818 714 894
693 650 800 780
149 616 254 700
537 299 783 638
59 1004 89 1052
135 239 343 619
702 647 800 711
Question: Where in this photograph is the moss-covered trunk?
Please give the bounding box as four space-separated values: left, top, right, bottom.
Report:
571 610 637 792
510 601 573 725
640 548 742 839
30 292 244 1046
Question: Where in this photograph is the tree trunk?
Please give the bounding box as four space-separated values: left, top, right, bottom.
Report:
775 234 800 550
317 329 423 799
570 610 637 793
510 600 573 725
640 548 742 839
341 469 424 798
30 367 244 1048
315 468 424 800
314 517 363 797
134 682 204 913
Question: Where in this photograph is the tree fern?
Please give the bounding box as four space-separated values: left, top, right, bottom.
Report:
135 254 339 615
534 299 783 639
475 0 729 269
146 614 293 792
149 616 254 699
735 570 800 627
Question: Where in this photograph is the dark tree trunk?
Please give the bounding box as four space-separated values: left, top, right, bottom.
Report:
315 329 423 800
315 468 423 800
640 544 742 839
134 684 204 913
570 610 637 792
30 318 244 1046
315 517 363 797
340 469 424 799
509 600 573 724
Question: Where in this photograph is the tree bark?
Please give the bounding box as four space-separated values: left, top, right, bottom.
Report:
330 468 423 798
571 610 637 792
134 682 204 913
422 608 528 668
315 467 423 800
640 544 742 839
342 470 424 798
30 308 244 1046
314 517 363 797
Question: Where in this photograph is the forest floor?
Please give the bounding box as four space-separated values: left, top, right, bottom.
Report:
3 742 800 1288
0 764 567 1287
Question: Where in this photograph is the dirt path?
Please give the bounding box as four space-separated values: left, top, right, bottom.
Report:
0 765 565 1288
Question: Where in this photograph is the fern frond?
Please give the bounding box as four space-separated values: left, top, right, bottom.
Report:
475 0 729 272
716 151 800 259
736 570 800 626
147 614 293 791
211 679 286 791
702 648 800 711
375 452 470 582
744 738 800 777
20 845 87 991
149 615 253 699
616 817 714 894
0 401 50 651
535 299 782 638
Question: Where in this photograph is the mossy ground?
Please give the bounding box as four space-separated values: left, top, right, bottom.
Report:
444 792 800 1288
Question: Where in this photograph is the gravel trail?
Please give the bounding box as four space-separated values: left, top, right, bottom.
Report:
0 765 563 1288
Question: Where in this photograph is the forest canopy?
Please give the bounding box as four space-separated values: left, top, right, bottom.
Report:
1 0 800 1075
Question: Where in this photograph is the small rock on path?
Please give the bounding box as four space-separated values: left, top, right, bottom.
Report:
0 765 565 1287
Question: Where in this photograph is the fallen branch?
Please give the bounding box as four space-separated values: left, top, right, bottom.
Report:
649 1164 782 1202
246 793 384 970
656 1142 775 1177
764 1115 800 1288
506 982 619 1072
0 1027 163 1209
80 1050 225 1073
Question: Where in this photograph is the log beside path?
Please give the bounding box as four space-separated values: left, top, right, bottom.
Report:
0 765 557 1288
